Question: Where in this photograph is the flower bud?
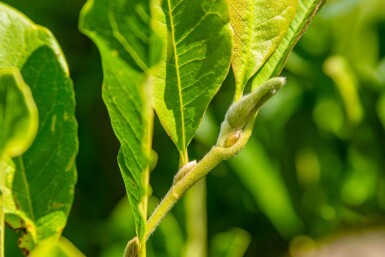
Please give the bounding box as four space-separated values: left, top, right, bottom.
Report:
216 77 285 147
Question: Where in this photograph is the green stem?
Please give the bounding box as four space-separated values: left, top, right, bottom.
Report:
144 77 285 241
0 190 3 257
179 151 189 167
183 179 207 257
0 159 5 257
145 121 254 240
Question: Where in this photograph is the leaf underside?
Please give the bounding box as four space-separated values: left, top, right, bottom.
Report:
252 0 327 89
227 0 298 97
80 0 160 240
152 0 233 155
0 2 78 252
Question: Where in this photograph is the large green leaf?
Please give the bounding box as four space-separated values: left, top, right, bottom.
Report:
79 0 160 242
0 2 78 253
152 0 232 157
252 0 326 88
0 68 38 158
227 0 297 99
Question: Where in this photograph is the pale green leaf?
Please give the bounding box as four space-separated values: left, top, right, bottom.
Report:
227 0 298 99
152 0 232 156
79 0 160 241
252 0 327 88
29 237 86 257
0 2 78 252
0 68 38 158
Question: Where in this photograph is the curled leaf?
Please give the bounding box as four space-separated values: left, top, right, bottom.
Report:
0 68 38 158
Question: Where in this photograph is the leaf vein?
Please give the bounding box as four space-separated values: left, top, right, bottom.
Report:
167 0 186 151
108 11 148 71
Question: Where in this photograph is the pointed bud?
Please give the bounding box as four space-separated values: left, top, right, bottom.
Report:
216 77 285 147
124 237 140 257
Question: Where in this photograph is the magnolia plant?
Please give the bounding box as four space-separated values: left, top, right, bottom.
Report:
0 0 326 256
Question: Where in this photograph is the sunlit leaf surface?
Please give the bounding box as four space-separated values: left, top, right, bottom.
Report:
0 2 78 253
152 0 232 157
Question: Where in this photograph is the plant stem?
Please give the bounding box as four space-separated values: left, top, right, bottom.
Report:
145 121 254 240
0 191 3 257
145 77 285 240
140 77 157 257
0 159 5 257
183 179 207 257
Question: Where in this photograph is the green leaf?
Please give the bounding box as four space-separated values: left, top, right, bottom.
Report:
152 0 232 157
79 0 160 242
29 237 86 257
0 2 78 253
252 0 327 88
0 68 38 158
227 0 298 99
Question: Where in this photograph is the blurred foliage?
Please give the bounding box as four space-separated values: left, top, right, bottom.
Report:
3 0 385 256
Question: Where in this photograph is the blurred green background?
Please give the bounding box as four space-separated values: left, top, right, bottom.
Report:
3 0 385 256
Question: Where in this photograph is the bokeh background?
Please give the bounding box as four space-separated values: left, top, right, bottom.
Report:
3 0 385 256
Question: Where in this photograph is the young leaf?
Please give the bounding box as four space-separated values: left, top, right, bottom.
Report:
227 0 298 99
0 68 38 158
79 0 160 243
252 0 327 88
0 2 78 253
152 0 232 158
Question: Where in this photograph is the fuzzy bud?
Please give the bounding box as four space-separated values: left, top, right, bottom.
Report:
216 77 285 147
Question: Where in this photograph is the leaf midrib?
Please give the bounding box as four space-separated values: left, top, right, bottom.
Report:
167 0 186 152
